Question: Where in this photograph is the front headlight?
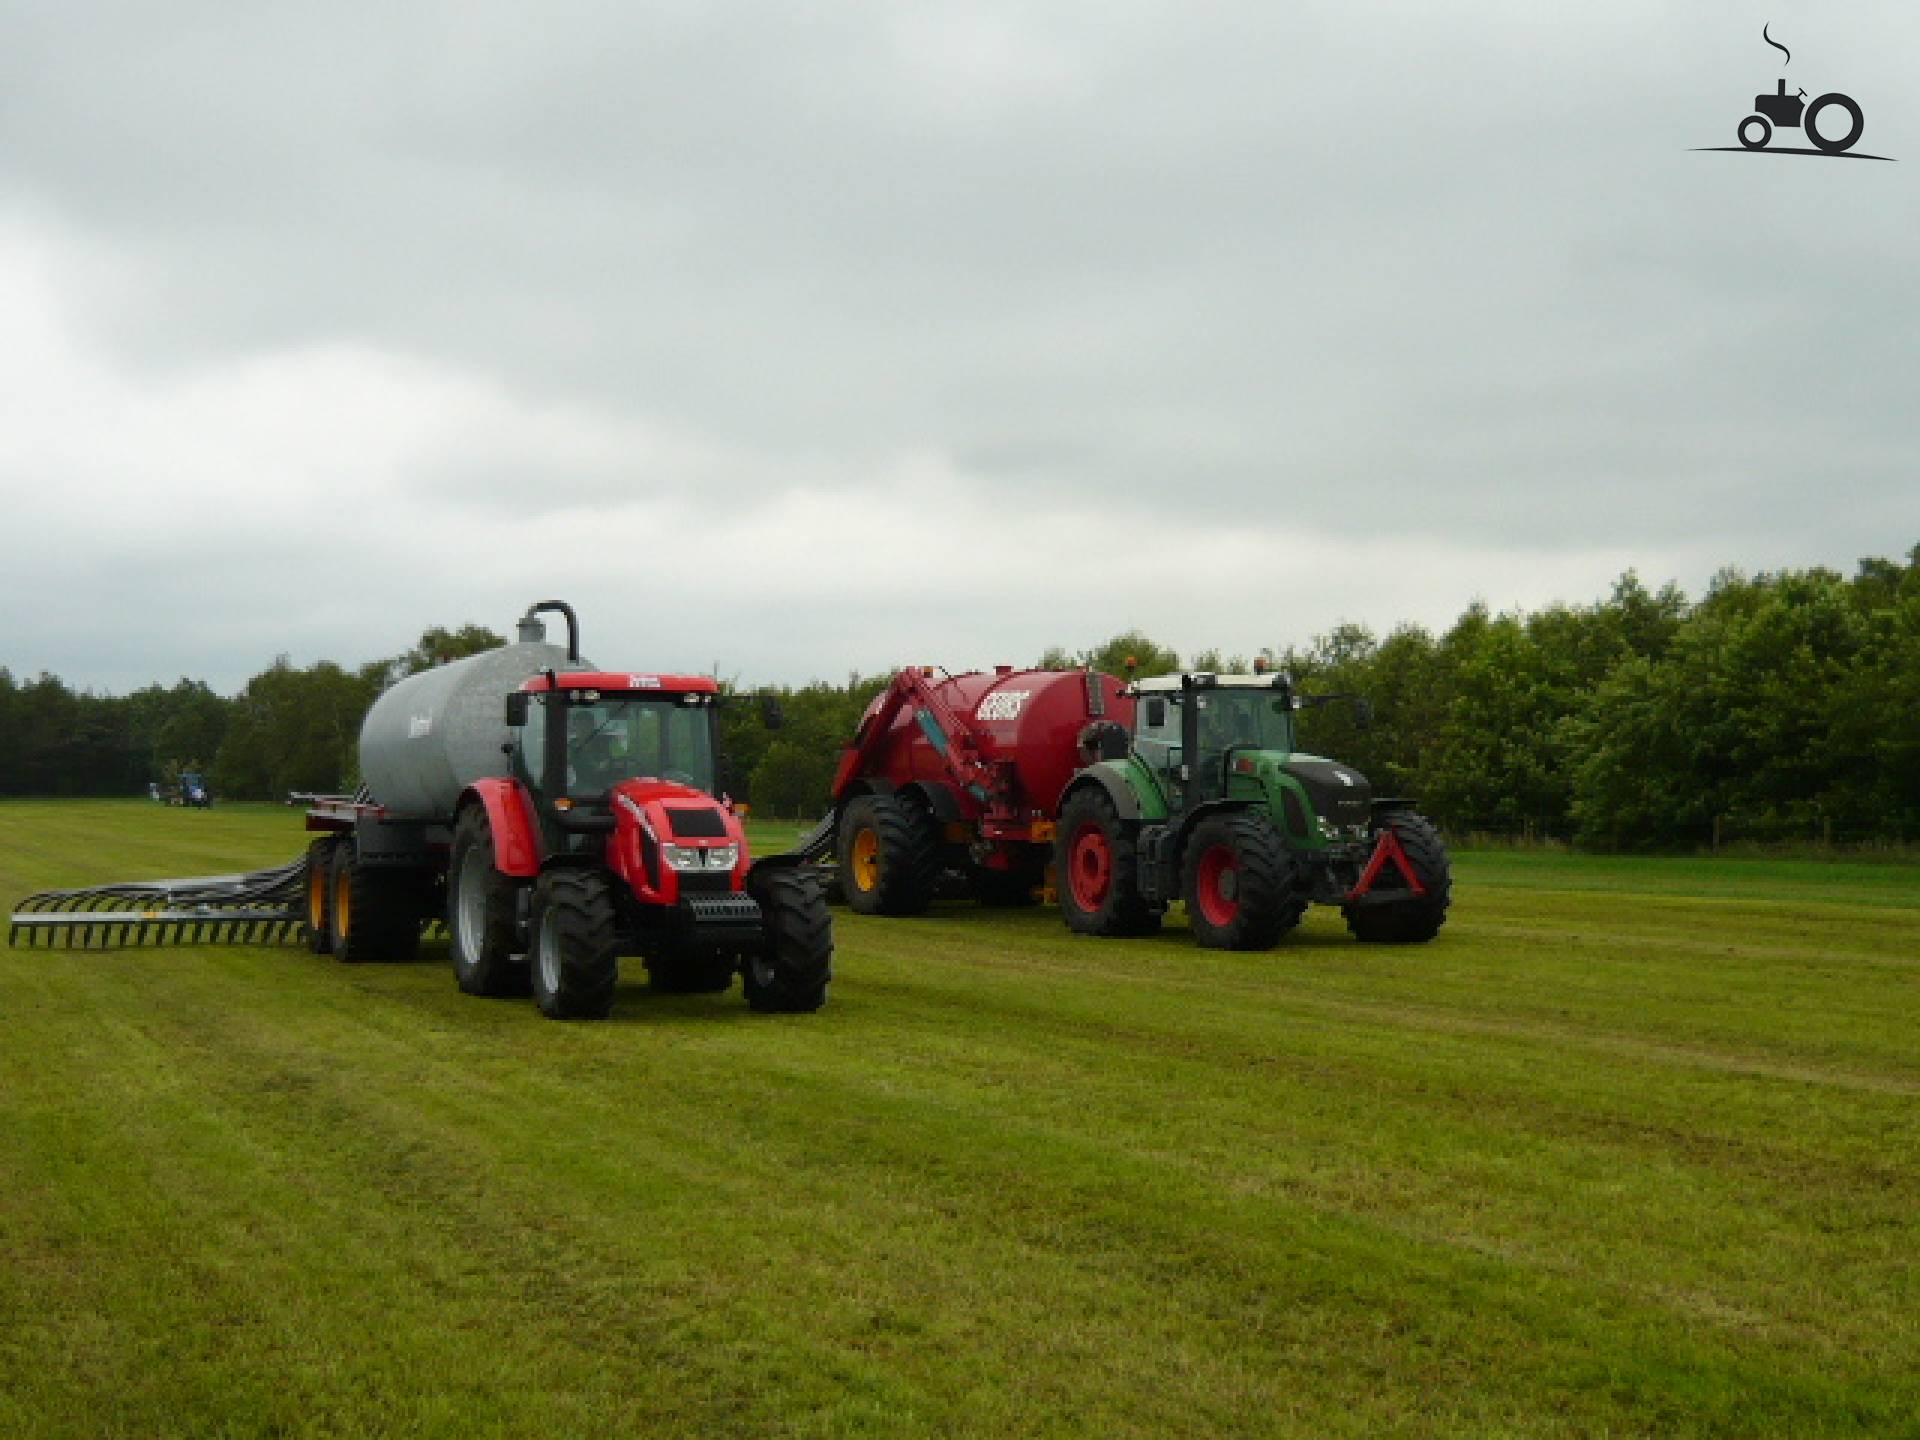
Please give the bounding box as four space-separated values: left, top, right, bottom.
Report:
663 842 738 871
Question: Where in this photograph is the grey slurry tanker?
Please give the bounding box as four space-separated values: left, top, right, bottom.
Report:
10 601 832 1022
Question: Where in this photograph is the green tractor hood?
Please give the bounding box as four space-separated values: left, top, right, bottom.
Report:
1234 752 1374 849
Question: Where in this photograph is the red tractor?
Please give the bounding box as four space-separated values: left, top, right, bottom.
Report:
303 602 832 1019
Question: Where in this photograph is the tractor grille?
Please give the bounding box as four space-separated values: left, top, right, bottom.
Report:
681 893 762 934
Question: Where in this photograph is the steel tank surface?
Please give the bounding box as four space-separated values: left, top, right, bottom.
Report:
864 668 1134 816
359 637 584 819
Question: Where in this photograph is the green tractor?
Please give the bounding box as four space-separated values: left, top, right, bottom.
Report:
1053 671 1450 949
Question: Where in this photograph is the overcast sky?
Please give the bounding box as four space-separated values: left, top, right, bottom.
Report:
2 1 1915 693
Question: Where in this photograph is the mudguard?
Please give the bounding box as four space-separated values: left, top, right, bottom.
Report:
464 778 543 878
901 780 964 824
1060 758 1166 824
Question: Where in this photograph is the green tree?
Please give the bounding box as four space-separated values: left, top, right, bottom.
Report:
364 624 509 688
214 658 380 798
1040 632 1180 680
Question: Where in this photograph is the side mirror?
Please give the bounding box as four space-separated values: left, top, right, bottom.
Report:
759 694 785 730
1354 698 1374 732
1145 698 1166 728
504 692 529 727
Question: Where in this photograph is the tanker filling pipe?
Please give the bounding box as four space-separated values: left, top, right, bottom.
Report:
523 601 581 663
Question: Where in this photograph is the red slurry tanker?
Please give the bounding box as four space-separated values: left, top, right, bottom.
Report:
802 665 1134 913
803 663 1451 950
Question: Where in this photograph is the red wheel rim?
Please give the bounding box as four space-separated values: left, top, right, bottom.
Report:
1194 844 1239 927
1067 823 1112 911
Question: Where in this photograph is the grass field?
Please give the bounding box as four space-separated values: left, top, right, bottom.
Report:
2 800 1916 1438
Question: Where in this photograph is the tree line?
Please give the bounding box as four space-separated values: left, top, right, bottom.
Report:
3 549 1915 850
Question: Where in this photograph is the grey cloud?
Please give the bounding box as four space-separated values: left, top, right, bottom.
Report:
1 1 1916 690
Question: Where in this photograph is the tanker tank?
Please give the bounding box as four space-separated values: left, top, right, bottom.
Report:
358 614 588 820
865 667 1133 816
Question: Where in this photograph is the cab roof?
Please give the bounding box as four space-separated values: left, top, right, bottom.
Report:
520 671 720 695
1130 672 1291 694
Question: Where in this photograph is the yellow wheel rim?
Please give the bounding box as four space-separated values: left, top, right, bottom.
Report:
307 863 327 930
332 869 351 942
851 828 881 893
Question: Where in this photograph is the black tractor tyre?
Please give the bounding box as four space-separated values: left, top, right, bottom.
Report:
647 947 738 995
836 793 941 917
449 806 530 997
969 861 1042 908
1804 92 1863 154
1738 113 1771 150
529 869 620 1020
329 842 426 964
1344 811 1452 944
1055 787 1162 937
743 867 833 1014
303 837 338 954
1181 813 1300 951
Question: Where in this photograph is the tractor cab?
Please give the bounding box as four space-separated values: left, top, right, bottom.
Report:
1129 673 1300 810
508 672 721 815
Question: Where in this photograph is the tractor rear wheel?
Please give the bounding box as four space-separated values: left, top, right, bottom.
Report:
1055 788 1161 936
329 842 425 964
449 806 530 997
743 868 833 1013
836 793 940 916
1804 93 1864 154
529 869 619 1020
648 947 737 994
1181 814 1300 951
303 837 338 954
1344 812 1451 943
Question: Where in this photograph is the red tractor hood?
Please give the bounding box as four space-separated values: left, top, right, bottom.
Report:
606 779 748 903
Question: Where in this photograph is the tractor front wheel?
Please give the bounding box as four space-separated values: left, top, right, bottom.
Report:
1344 812 1451 943
529 869 619 1020
743 867 833 1013
1055 788 1161 936
836 794 941 916
1181 814 1300 951
449 806 530 996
